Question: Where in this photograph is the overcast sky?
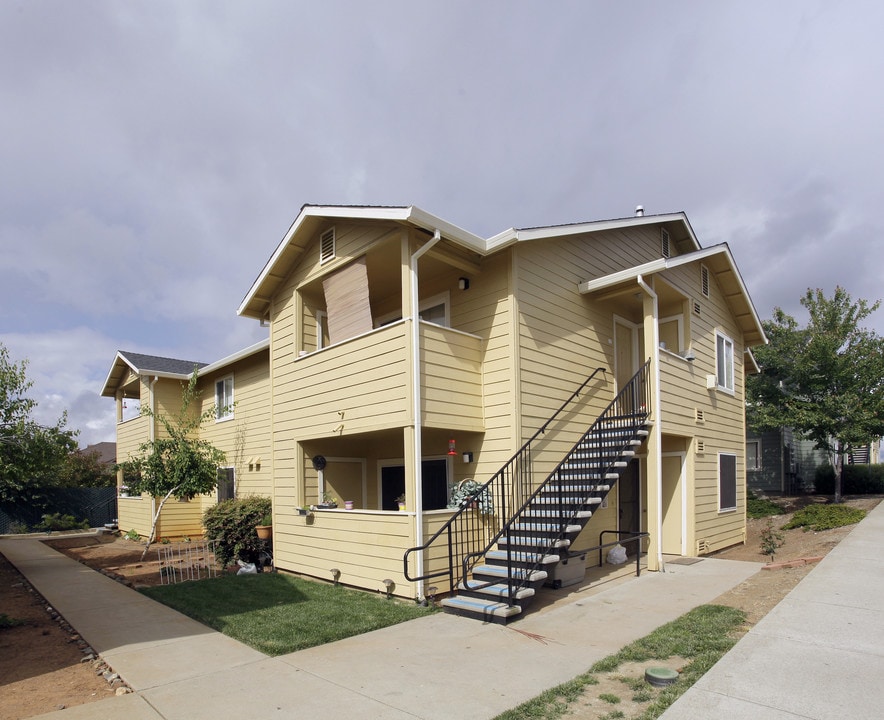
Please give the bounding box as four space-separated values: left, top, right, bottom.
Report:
2 1 882 447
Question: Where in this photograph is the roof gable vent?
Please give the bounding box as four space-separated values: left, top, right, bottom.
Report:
320 228 336 265
661 228 671 258
701 265 710 298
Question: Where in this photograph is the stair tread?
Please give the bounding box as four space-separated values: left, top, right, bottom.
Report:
441 596 523 618
486 550 560 564
458 582 536 600
498 536 570 549
472 564 549 581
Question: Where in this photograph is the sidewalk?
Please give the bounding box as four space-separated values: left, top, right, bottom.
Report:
0 534 764 719
660 499 884 719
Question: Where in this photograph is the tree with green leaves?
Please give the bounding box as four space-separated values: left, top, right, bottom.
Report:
119 369 227 559
747 287 884 502
1 342 78 505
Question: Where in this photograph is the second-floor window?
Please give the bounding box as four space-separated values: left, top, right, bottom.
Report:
215 376 234 421
716 332 734 392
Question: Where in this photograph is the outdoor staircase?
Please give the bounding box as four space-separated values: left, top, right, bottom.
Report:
404 362 652 625
440 420 649 623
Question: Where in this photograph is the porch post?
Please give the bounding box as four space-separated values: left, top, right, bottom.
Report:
638 276 663 572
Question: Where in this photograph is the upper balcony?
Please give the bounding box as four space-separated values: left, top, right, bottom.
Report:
289 319 484 440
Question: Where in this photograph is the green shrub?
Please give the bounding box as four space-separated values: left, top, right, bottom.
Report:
747 492 785 519
36 513 89 532
783 503 866 531
203 496 272 567
0 613 25 629
814 463 884 495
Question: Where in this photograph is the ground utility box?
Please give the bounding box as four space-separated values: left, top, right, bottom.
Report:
544 552 587 589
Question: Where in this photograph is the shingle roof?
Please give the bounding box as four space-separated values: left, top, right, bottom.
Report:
119 351 207 376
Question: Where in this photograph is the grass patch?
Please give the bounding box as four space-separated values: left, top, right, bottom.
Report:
493 604 745 720
141 572 433 655
747 493 786 519
782 503 866 531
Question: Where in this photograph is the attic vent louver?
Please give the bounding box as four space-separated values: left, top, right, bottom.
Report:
693 300 701 316
696 439 705 454
701 265 710 298
320 228 336 264
696 409 705 423
661 228 671 258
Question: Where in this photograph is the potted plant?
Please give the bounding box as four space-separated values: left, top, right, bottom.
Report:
255 512 273 540
316 492 338 509
447 479 494 515
396 493 406 511
297 505 313 516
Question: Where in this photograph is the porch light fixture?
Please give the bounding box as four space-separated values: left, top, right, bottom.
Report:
448 438 457 456
462 451 473 463
458 277 470 290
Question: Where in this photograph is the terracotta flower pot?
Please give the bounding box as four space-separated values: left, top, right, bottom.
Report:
256 524 272 541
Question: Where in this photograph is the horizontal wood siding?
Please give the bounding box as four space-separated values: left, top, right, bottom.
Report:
155 498 206 540
280 323 410 440
116 496 153 539
198 350 273 498
274 508 417 597
514 235 620 481
116 415 149 464
420 323 483 431
656 261 748 553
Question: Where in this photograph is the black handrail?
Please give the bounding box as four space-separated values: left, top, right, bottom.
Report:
404 366 607 587
458 361 651 605
596 530 649 578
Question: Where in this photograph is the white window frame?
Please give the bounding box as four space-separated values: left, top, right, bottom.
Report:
746 440 761 471
658 313 684 354
215 375 234 422
718 452 738 513
376 291 450 328
715 332 735 392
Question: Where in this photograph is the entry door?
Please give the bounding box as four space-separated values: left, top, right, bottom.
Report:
661 454 685 555
618 460 642 555
614 319 639 391
381 459 449 511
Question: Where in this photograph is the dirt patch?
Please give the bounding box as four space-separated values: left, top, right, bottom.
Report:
0 552 116 719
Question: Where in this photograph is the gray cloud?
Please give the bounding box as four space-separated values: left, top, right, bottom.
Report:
2 0 882 445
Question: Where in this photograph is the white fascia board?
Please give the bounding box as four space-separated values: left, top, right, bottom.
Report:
406 206 486 252
197 338 270 376
100 352 136 397
578 258 669 294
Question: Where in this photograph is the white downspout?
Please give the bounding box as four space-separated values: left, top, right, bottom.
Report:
410 229 441 601
149 376 159 532
636 275 664 572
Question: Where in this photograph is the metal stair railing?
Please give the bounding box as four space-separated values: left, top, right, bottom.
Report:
403 366 607 591
460 360 652 606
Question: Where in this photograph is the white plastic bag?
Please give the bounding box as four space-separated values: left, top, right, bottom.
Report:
607 544 627 565
236 560 257 575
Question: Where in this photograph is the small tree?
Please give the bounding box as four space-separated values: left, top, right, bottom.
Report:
747 287 884 502
120 370 226 559
1 343 78 505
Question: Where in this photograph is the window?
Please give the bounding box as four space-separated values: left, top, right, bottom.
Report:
217 467 235 501
715 332 734 392
746 440 761 471
320 228 335 264
700 265 710 298
316 310 329 350
719 453 737 512
215 376 234 421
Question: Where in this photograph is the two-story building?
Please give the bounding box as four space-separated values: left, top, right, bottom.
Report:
104 204 765 616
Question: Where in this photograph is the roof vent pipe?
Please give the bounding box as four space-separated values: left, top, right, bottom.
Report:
635 205 644 217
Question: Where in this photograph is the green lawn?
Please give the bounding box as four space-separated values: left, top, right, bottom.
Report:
141 572 434 656
494 604 746 720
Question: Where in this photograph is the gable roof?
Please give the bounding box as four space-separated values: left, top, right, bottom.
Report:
578 243 767 347
100 350 207 398
237 205 701 321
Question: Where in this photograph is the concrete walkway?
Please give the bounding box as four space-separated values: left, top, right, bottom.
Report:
4 514 870 720
660 499 884 720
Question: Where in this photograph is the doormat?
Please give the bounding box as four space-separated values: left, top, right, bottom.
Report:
665 557 704 566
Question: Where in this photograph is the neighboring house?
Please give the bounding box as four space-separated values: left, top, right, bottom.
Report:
745 428 830 495
100 341 270 539
82 441 116 466
230 204 766 615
